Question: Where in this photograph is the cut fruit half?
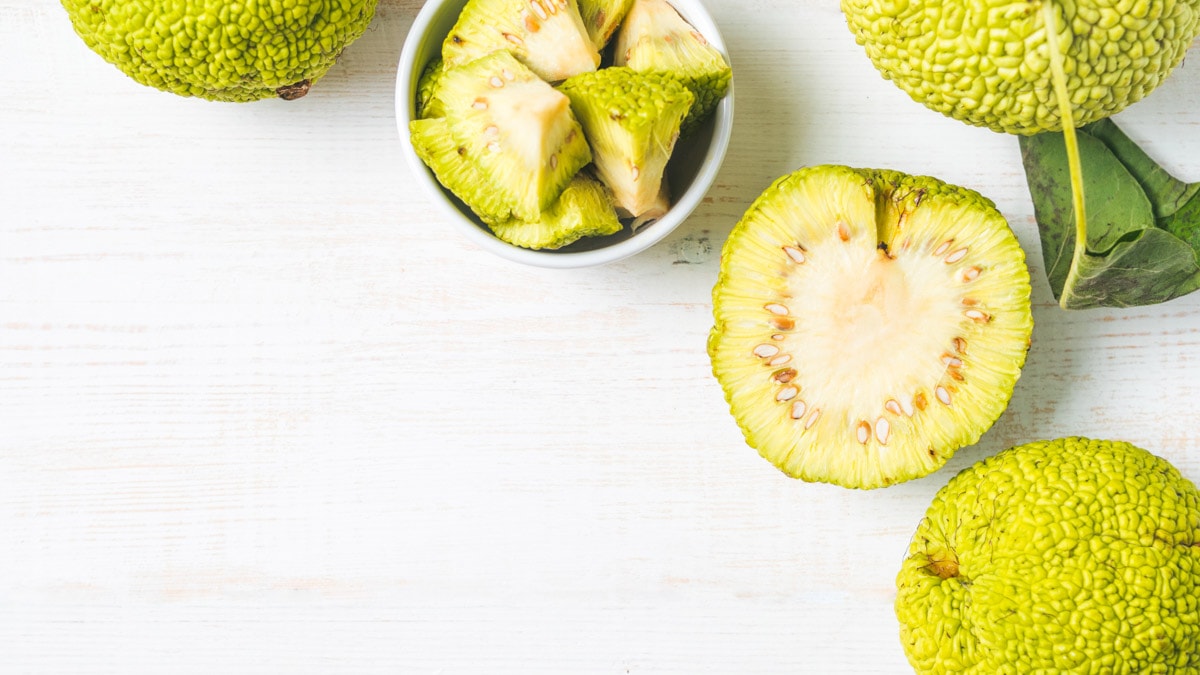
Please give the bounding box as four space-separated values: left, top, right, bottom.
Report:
709 166 1033 489
437 51 592 222
442 0 600 82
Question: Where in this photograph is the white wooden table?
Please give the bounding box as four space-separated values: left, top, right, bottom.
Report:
3 2 1200 672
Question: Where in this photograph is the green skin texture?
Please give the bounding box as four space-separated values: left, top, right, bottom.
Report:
615 0 729 136
898 437 1200 674
558 67 692 216
842 0 1200 135
62 0 378 102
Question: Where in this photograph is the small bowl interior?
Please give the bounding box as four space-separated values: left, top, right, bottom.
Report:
395 0 733 267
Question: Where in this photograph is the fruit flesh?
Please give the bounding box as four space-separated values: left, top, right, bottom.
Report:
841 0 1200 135
61 0 377 102
709 166 1032 489
898 437 1200 673
577 0 635 49
436 52 592 222
558 67 692 219
443 0 600 82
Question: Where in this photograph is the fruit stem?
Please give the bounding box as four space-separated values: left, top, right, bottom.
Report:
1040 1 1086 310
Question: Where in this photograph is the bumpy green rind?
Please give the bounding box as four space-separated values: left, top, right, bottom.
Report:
559 67 692 217
488 173 622 249
61 0 377 102
842 0 1200 135
615 0 730 135
898 437 1200 674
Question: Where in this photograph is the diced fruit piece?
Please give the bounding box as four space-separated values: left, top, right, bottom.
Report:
442 0 600 82
577 0 634 50
559 67 692 220
409 117 513 225
614 0 730 135
489 172 623 249
416 58 446 119
708 166 1033 489
437 52 592 222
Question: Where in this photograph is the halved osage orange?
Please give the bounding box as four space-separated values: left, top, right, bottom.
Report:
709 166 1033 489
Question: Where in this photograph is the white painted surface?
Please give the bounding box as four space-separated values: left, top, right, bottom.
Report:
3 1 1200 672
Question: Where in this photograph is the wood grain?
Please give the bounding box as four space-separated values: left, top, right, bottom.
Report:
3 1 1200 672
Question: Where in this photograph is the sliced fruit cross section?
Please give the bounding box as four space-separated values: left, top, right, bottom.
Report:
437 51 592 222
443 0 600 82
709 166 1033 489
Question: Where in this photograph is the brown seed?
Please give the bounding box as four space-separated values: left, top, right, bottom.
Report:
529 0 548 19
767 354 792 367
790 400 807 420
805 409 821 429
962 297 979 306
764 303 789 316
962 266 981 281
941 354 963 368
944 247 968 264
489 76 504 88
875 417 890 445
524 14 540 32
953 337 968 354
752 344 779 358
690 30 708 45
933 240 953 256
782 246 806 264
837 221 850 242
915 393 928 410
948 369 965 382
856 421 870 444
935 386 951 405
631 166 641 181
770 317 795 331
503 32 524 45
773 368 797 384
771 334 785 341
472 99 489 110
885 399 902 416
776 386 799 402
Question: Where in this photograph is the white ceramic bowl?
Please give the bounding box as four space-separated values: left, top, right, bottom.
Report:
395 0 734 268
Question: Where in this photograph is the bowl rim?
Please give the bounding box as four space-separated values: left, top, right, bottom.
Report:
394 0 734 269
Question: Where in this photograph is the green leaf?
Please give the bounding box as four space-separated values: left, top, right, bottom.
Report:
1019 120 1200 310
1082 119 1200 220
